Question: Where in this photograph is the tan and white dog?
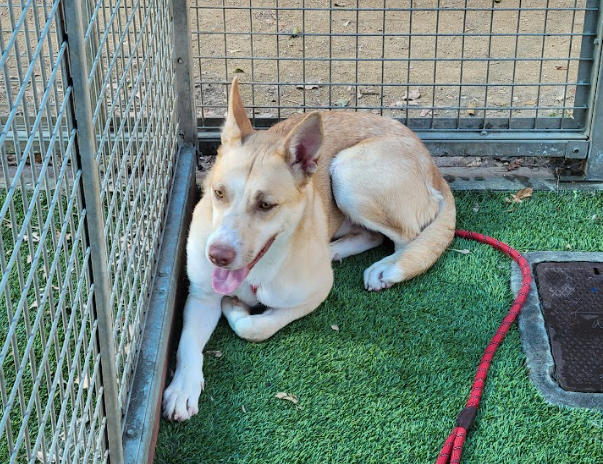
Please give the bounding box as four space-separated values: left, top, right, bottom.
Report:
162 78 456 421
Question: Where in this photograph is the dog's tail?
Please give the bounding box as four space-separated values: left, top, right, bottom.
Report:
395 177 456 282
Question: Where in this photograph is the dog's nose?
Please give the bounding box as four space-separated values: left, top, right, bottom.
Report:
208 243 236 267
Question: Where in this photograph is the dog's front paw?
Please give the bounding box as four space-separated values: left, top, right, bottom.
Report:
222 296 268 342
162 370 204 422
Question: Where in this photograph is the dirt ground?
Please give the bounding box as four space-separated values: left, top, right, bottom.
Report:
191 0 587 126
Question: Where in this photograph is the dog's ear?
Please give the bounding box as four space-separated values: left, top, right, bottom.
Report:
284 112 323 178
221 77 253 146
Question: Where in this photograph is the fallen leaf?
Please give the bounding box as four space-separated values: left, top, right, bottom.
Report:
343 20 350 26
242 405 247 413
334 99 349 107
334 2 346 6
467 157 482 167
566 244 572 250
75 373 90 390
296 84 320 90
467 102 477 116
291 26 300 37
507 158 524 171
275 392 299 404
27 255 32 264
420 109 432 117
227 49 241 54
30 300 39 309
555 64 568 71
516 187 533 200
232 68 245 74
206 350 222 358
401 89 421 101
473 203 480 213
331 324 339 331
523 99 537 106
555 95 565 102
505 187 533 204
450 248 471 255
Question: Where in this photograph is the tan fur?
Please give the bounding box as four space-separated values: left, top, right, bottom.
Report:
162 77 456 421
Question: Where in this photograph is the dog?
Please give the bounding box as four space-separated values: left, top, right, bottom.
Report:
162 77 456 421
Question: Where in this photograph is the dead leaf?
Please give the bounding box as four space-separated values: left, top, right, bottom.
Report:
30 300 39 309
505 187 533 204
420 109 432 117
27 255 32 264
402 89 421 101
473 203 480 213
291 26 300 37
334 2 346 6
331 324 339 331
566 244 572 250
334 99 349 107
75 373 90 390
467 157 482 167
275 392 299 404
206 350 222 358
467 102 477 116
523 99 537 106
555 95 565 102
450 249 471 255
296 84 320 90
227 49 241 54
343 20 350 26
507 158 524 171
232 68 245 74
242 405 247 413
555 64 568 71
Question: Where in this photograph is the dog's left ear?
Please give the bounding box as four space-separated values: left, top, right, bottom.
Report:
284 112 323 178
221 77 253 146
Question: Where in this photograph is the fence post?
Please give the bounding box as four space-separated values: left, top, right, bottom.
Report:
585 5 603 181
173 0 198 150
62 1 124 463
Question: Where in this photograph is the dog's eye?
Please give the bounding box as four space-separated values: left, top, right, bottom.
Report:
214 189 224 200
259 201 276 211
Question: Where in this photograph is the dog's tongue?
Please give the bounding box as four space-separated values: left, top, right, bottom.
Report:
212 267 250 295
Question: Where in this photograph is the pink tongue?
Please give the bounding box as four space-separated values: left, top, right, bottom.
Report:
212 267 250 295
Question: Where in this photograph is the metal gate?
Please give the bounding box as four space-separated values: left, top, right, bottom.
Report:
0 0 196 463
192 0 603 184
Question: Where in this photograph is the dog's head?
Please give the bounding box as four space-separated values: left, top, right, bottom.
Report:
205 77 323 294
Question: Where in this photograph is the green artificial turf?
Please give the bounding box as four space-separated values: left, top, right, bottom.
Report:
156 190 603 464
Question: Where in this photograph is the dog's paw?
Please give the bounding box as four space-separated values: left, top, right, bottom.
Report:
222 296 268 342
162 370 204 422
363 259 403 292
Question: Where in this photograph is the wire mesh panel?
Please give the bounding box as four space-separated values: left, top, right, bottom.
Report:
0 1 107 463
1 0 180 462
191 0 598 138
82 0 178 416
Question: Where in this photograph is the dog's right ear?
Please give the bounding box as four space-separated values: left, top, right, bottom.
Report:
221 77 253 146
284 112 323 180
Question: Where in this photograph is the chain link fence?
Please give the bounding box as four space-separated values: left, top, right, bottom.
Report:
0 0 191 462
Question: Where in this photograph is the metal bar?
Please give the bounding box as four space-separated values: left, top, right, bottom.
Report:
584 2 603 181
62 0 124 463
121 144 196 464
173 0 198 147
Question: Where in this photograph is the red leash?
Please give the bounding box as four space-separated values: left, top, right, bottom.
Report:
436 230 533 464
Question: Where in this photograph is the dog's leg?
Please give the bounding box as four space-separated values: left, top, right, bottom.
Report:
331 136 455 291
329 226 383 261
162 292 222 421
222 296 321 342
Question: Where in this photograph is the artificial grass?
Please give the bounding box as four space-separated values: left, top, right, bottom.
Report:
156 190 603 464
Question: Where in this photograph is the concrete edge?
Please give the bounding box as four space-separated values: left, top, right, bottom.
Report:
511 251 603 411
122 145 197 463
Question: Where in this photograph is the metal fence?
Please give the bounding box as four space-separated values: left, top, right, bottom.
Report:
193 0 603 183
0 0 196 462
1 0 602 463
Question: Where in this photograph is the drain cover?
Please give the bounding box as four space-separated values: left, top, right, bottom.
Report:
535 261 603 393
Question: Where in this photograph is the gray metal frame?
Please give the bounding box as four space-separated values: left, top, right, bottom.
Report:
0 0 195 462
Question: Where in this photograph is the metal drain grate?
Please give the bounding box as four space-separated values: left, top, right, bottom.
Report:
535 262 603 393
